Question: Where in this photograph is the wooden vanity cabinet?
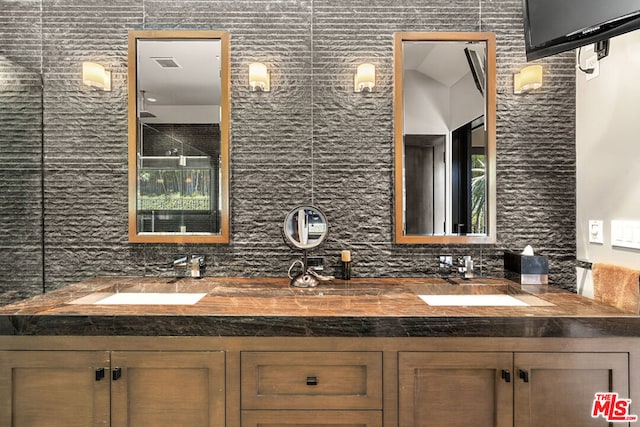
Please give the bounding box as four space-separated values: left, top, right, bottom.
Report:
513 352 629 427
0 338 636 427
0 351 110 427
399 352 513 426
240 351 383 427
0 350 225 427
399 351 629 427
110 351 225 427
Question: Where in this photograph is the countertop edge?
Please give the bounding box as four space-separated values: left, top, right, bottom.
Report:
2 314 640 338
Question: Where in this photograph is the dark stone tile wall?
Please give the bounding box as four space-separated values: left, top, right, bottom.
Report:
41 0 143 290
0 0 44 303
0 0 576 303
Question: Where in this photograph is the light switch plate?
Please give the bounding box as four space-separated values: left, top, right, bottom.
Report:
611 220 640 250
588 220 604 244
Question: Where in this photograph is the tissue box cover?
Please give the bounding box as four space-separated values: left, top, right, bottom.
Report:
504 250 549 285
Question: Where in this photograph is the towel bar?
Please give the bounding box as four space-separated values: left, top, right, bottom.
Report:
576 259 592 270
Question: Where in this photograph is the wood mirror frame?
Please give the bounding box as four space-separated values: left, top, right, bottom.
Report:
127 30 230 243
393 32 496 244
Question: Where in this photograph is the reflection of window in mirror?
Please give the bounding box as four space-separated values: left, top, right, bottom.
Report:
394 32 496 244
128 30 230 243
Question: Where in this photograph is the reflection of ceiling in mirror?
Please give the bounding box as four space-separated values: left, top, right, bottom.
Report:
403 41 484 88
137 39 221 124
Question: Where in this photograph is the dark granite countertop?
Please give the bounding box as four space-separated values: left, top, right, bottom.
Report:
0 276 638 337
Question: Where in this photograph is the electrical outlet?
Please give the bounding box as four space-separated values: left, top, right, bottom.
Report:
307 256 324 272
585 55 599 81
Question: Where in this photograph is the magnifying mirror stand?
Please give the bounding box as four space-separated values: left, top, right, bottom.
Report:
301 249 309 272
289 249 320 288
283 206 334 288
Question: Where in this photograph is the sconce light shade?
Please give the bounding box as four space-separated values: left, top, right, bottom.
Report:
354 63 375 92
82 61 111 91
514 64 542 94
249 62 270 92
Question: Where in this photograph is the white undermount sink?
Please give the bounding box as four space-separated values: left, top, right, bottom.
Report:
97 292 206 305
419 294 530 307
70 292 207 305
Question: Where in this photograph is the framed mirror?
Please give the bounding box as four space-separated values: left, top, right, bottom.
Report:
128 30 230 243
393 32 496 244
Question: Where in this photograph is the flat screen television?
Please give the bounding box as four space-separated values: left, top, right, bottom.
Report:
523 0 640 61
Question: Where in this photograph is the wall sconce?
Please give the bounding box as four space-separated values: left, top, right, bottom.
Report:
249 62 270 92
514 64 542 94
354 63 375 92
82 62 111 91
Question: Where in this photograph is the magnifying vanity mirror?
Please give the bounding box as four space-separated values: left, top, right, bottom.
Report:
393 32 496 244
283 206 328 250
128 30 230 243
283 206 330 288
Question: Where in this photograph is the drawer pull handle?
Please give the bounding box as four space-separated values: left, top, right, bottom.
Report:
95 368 105 381
112 367 122 381
306 376 318 386
501 369 511 383
519 369 529 383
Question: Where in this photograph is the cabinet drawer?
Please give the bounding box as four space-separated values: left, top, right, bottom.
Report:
241 410 382 427
241 351 382 409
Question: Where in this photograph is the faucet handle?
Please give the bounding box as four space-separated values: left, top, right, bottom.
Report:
462 256 474 279
438 255 454 270
190 255 205 278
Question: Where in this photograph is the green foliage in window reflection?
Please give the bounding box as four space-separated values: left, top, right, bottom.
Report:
138 168 211 211
471 154 486 234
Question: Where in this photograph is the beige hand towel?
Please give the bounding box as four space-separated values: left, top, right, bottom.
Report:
592 263 640 313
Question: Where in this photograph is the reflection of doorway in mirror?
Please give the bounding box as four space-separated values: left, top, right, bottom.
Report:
451 117 487 236
404 134 446 235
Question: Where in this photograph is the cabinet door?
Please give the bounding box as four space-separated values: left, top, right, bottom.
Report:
0 350 111 427
399 352 513 427
110 351 225 427
241 410 382 427
514 352 629 427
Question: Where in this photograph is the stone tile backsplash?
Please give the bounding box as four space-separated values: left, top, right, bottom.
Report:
0 0 576 303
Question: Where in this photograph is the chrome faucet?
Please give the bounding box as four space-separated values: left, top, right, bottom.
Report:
438 255 474 279
173 255 205 279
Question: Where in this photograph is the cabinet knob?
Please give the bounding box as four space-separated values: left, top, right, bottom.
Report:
519 369 529 383
306 376 318 386
501 369 511 383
